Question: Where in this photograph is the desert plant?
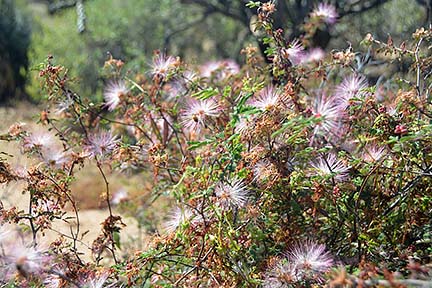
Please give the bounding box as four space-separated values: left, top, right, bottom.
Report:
0 2 432 287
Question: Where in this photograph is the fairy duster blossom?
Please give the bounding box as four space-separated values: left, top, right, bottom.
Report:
23 131 56 151
180 99 220 132
80 272 109 288
263 240 334 286
2 242 49 279
111 189 129 205
303 48 325 63
362 145 386 163
312 95 341 136
163 206 194 234
252 85 286 111
334 74 368 109
253 159 278 184
55 93 74 115
214 178 249 210
151 53 176 79
235 115 254 134
200 60 240 79
41 146 70 167
281 40 305 65
84 131 120 158
311 153 350 181
311 3 338 25
288 241 334 281
103 80 129 111
0 224 11 243
263 259 298 288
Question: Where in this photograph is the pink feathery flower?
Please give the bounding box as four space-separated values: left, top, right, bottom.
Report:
0 224 12 243
44 274 62 288
235 115 254 134
312 95 341 136
253 159 278 184
311 3 338 25
151 53 176 80
214 178 249 210
200 61 222 78
3 242 49 279
111 189 129 205
311 153 350 181
180 99 220 131
223 60 240 74
182 70 197 84
41 146 70 167
303 48 325 63
23 131 56 151
288 240 334 282
80 272 109 288
251 85 286 111
263 258 299 287
334 74 368 109
163 206 194 234
166 70 198 100
103 80 129 111
281 40 305 65
362 144 386 163
55 93 74 115
264 240 334 286
200 60 240 79
84 130 120 158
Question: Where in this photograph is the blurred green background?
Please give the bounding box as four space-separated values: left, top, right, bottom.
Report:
0 0 427 103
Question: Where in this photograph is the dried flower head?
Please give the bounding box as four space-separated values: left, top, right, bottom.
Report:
103 80 129 111
8 122 25 137
214 178 249 210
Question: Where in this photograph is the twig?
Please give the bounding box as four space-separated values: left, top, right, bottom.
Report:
95 158 118 264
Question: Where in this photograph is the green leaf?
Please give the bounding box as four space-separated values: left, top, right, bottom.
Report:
187 139 214 150
113 231 121 249
192 88 219 100
246 1 261 8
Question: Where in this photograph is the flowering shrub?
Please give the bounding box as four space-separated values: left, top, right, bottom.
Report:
1 2 432 287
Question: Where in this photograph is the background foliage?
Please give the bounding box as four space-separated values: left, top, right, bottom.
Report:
0 0 427 103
